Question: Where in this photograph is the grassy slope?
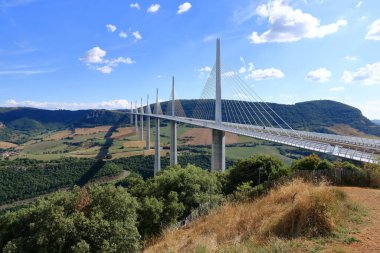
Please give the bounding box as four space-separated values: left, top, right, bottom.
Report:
144 180 366 253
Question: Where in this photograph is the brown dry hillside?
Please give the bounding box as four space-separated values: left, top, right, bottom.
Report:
144 180 376 253
181 128 238 145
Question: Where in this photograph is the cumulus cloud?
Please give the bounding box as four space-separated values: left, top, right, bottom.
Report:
147 4 160 13
132 31 142 41
345 56 357 61
366 19 380 41
3 99 130 110
80 47 107 64
249 0 347 44
238 67 247 74
198 66 212 73
119 31 127 38
106 24 117 33
130 2 140 10
80 47 135 74
306 68 332 83
177 2 192 14
96 66 113 74
329 86 345 92
245 68 284 80
341 62 380 85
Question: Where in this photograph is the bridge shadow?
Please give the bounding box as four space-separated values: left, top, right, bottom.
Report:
76 115 129 186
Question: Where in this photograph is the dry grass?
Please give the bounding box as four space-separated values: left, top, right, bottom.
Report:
111 127 134 139
123 140 146 148
74 126 112 136
44 130 73 141
181 128 239 145
0 141 18 149
327 124 380 140
144 179 354 253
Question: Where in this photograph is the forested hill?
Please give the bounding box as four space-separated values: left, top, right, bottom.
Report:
1 100 379 143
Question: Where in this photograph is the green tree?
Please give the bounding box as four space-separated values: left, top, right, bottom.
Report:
224 155 284 193
291 154 321 171
0 185 140 253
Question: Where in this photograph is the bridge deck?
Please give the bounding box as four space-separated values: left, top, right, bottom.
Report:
133 113 380 164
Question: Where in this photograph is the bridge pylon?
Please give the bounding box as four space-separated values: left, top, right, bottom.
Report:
154 88 161 175
140 97 144 141
211 38 226 172
134 100 138 133
170 76 178 166
146 95 151 150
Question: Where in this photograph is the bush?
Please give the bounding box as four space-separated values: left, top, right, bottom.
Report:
223 155 284 194
291 154 321 171
127 164 222 238
364 163 380 188
0 185 140 253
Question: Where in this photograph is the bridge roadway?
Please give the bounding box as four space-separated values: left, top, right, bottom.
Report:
133 112 380 164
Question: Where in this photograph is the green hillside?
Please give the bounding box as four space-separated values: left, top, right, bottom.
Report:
1 100 379 144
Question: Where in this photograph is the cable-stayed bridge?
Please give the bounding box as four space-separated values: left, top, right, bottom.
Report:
130 39 380 175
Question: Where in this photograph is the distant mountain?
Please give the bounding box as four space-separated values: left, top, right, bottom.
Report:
373 120 380 126
1 100 380 144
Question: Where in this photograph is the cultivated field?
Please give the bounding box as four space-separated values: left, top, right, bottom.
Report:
180 128 239 145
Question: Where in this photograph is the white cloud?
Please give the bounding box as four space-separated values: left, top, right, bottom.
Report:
238 67 247 74
329 86 345 92
249 0 347 44
0 69 54 76
119 31 127 38
147 4 160 13
177 2 192 14
366 19 380 41
97 66 113 74
198 66 212 73
222 71 235 77
80 47 135 74
105 57 135 67
306 68 332 83
132 31 142 41
245 68 284 80
240 57 245 65
130 2 140 10
3 99 130 110
341 62 380 85
355 1 363 8
345 56 357 61
80 47 106 64
106 24 117 33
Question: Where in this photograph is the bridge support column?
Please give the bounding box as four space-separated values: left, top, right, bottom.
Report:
154 118 160 175
170 121 177 166
134 101 138 133
212 129 225 172
154 89 161 176
211 38 225 172
170 77 177 166
140 115 144 141
146 117 150 150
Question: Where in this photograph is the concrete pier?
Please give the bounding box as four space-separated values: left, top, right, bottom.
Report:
211 38 226 172
139 98 144 141
170 77 178 166
154 89 161 175
134 101 138 133
146 95 151 150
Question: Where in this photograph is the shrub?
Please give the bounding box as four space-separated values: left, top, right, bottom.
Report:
224 155 283 193
340 162 368 186
291 154 321 171
0 185 140 253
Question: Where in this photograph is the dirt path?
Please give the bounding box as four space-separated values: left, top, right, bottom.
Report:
325 187 380 253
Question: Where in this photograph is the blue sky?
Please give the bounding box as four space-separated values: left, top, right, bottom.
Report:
1 0 380 119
